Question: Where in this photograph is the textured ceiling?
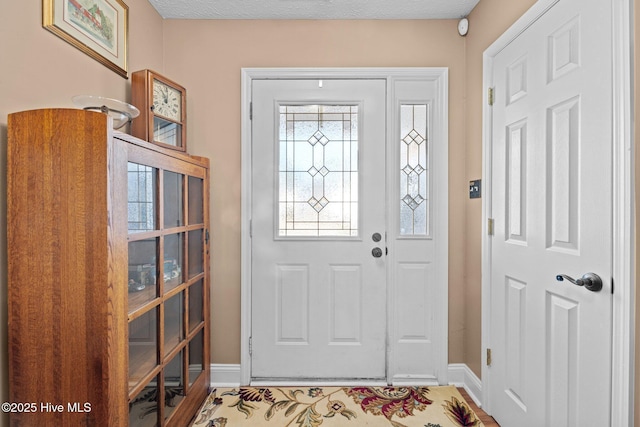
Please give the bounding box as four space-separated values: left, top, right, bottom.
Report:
147 0 481 20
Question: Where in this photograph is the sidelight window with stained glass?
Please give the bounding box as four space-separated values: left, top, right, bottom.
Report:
278 104 359 237
400 104 429 236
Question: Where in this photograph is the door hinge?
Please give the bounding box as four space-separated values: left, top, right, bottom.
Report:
250 102 253 120
249 219 252 238
486 348 492 366
487 218 495 236
249 337 253 355
488 87 495 106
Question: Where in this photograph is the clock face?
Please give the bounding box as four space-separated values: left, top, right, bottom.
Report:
153 79 182 122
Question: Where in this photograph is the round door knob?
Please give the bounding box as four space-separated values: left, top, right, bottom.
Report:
372 247 383 258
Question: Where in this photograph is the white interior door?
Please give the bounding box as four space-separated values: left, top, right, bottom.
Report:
488 0 613 425
251 79 387 380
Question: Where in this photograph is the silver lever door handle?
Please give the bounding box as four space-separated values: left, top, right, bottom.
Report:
555 272 603 292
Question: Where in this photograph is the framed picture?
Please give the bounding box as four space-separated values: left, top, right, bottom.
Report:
43 0 128 78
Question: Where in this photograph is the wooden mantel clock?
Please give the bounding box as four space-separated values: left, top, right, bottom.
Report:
132 69 187 152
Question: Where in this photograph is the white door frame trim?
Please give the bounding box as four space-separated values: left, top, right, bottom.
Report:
480 0 635 424
241 67 449 385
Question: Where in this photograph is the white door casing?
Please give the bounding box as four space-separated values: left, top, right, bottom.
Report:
241 68 449 385
481 0 634 425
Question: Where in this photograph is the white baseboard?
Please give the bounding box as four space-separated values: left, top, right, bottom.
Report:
210 362 483 409
447 363 483 408
210 364 241 387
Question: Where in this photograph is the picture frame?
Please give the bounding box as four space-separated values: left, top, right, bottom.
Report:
43 0 129 78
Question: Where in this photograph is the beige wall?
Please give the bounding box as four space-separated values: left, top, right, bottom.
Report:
161 19 468 365
160 2 539 376
1 0 638 425
0 0 165 425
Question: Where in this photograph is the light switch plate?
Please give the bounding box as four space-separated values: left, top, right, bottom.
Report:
469 179 481 199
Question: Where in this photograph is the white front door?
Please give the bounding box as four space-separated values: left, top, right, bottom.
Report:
487 0 613 425
251 79 387 379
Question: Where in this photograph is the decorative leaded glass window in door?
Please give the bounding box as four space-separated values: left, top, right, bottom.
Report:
400 104 429 236
278 104 359 237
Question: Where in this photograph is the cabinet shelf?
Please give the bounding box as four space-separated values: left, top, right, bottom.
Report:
129 287 159 313
129 344 159 392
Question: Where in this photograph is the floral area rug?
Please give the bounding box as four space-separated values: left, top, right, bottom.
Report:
191 385 484 427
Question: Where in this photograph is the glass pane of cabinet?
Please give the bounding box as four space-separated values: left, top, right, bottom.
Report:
164 233 184 293
154 118 182 149
164 292 184 356
129 308 158 392
163 171 183 229
188 280 204 332
189 329 204 386
128 163 157 233
128 239 159 313
188 176 204 225
187 230 203 279
129 376 159 427
164 352 185 421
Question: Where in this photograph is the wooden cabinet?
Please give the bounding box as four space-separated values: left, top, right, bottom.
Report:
7 109 210 426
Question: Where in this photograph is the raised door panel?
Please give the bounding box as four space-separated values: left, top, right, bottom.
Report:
329 265 363 344
276 265 310 344
546 96 580 253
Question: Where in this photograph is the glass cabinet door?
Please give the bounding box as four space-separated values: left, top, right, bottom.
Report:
185 174 207 390
127 154 208 427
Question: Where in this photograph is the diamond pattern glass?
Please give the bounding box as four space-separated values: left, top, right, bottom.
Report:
278 105 358 237
400 105 429 236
